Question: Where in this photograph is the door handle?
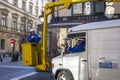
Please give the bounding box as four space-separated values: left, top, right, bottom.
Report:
81 59 87 62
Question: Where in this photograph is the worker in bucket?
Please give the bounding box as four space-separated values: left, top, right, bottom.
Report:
28 29 41 43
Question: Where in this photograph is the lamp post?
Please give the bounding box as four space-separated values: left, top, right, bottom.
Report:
39 12 44 44
23 16 28 43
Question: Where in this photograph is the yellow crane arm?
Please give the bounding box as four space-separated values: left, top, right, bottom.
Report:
42 0 120 70
22 0 120 71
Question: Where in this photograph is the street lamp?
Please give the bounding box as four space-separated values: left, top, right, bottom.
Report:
39 11 44 32
38 11 44 43
40 17 44 23
39 11 44 23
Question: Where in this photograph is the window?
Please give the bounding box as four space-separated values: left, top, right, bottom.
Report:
22 1 26 11
1 15 7 27
66 32 86 53
28 23 32 30
27 20 33 31
12 19 17 28
35 9 38 17
94 1 105 14
29 5 33 14
67 32 86 38
21 21 25 32
72 2 105 15
13 0 18 6
72 2 91 15
72 3 83 14
34 0 39 4
1 39 5 50
12 21 17 28
84 2 91 15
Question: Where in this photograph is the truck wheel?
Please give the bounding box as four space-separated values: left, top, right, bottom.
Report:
57 71 73 80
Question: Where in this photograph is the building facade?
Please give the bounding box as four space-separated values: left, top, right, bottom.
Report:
0 0 43 52
58 2 120 45
48 1 120 54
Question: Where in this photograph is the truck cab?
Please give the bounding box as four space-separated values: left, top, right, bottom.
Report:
52 19 120 80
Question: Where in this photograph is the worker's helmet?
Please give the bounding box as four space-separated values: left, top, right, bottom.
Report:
30 29 34 32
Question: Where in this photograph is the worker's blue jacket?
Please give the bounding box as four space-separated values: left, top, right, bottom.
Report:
66 41 85 53
28 34 41 43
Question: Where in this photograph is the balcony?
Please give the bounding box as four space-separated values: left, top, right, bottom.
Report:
11 27 18 33
0 25 25 35
0 25 11 32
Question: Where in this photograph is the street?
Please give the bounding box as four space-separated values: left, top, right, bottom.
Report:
0 57 53 80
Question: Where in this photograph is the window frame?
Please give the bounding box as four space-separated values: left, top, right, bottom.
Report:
13 0 18 6
12 18 17 29
66 32 87 53
72 3 84 15
1 15 7 27
29 5 33 14
1 39 5 50
22 1 26 11
27 20 33 31
20 21 26 32
72 2 105 16
35 8 38 17
35 0 39 4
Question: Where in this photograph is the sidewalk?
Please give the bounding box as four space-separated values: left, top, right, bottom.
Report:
0 57 24 67
0 56 12 63
2 56 12 63
0 56 22 64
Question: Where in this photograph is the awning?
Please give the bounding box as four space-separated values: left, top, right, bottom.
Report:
38 22 82 29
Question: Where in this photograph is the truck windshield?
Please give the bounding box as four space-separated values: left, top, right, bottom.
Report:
66 32 86 53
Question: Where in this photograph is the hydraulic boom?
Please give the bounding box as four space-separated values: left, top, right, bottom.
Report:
22 0 120 70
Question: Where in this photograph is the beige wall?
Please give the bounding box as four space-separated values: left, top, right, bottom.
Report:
58 6 71 17
0 0 42 52
58 28 67 46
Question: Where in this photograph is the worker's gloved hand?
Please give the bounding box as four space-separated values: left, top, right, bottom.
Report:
31 36 34 39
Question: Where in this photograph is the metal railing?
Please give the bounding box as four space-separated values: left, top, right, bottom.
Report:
0 25 25 34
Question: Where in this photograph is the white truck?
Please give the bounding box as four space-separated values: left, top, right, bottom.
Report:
52 19 120 80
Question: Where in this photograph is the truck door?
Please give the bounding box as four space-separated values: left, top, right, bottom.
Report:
77 32 89 80
65 31 89 80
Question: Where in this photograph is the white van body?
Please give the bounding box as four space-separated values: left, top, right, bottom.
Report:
52 19 120 80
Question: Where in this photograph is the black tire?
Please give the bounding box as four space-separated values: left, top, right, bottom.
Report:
57 71 73 80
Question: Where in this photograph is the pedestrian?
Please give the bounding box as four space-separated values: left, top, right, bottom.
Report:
0 53 3 62
28 29 41 43
61 39 85 53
